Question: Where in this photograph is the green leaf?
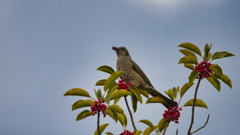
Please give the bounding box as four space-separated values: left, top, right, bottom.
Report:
178 56 198 65
212 64 223 78
143 126 157 135
107 84 118 94
204 43 211 58
179 49 197 56
139 89 149 98
135 130 142 135
117 113 124 126
139 119 154 129
146 97 167 104
207 77 221 92
96 89 102 99
94 123 109 135
178 42 202 56
131 94 138 113
95 79 106 86
212 51 235 60
211 73 232 89
72 99 94 111
104 108 118 123
158 118 168 133
123 113 128 127
104 71 125 91
63 88 91 97
184 63 195 70
107 104 124 114
172 87 177 99
114 97 121 104
129 87 142 104
76 110 94 121
188 70 200 84
97 65 115 74
180 82 194 98
167 88 174 101
105 94 110 105
110 90 132 100
183 99 208 109
105 132 114 135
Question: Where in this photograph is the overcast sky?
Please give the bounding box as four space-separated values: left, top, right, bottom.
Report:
1 0 240 135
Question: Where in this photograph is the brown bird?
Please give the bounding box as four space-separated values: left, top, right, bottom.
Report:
112 46 177 108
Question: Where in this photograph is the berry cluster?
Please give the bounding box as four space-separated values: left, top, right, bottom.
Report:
163 106 182 124
117 79 131 90
195 61 213 79
120 130 134 135
91 99 107 117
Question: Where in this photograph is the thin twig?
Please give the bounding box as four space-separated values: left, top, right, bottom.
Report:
162 121 170 135
176 129 178 135
187 77 202 135
97 108 100 135
124 96 137 131
191 114 210 134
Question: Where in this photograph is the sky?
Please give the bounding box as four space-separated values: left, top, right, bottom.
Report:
1 0 240 135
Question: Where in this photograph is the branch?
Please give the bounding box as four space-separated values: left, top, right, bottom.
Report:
187 77 202 135
176 129 178 135
191 114 210 134
162 121 170 135
124 96 137 131
97 108 100 135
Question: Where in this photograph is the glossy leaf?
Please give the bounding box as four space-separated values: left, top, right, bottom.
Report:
135 130 142 135
104 71 125 91
114 97 121 104
179 49 197 56
131 94 138 113
184 63 195 70
167 88 174 101
212 64 223 78
139 119 154 129
188 70 200 84
107 84 118 95
207 77 221 92
72 99 94 111
158 118 168 132
64 88 90 97
180 82 194 98
95 79 106 86
94 123 109 135
211 73 232 89
104 108 118 123
178 56 198 65
212 51 235 60
97 65 115 74
139 89 149 98
110 90 132 100
146 97 167 105
96 89 102 99
143 126 157 135
107 104 124 114
76 110 94 121
204 43 211 58
105 132 114 135
172 87 177 99
129 87 142 104
117 113 124 126
178 42 202 56
105 94 110 105
183 99 208 109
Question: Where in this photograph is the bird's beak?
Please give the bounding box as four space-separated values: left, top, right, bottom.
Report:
112 46 117 51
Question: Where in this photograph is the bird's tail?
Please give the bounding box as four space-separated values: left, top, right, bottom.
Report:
147 87 178 108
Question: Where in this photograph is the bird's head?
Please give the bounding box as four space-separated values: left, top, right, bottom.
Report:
112 46 130 58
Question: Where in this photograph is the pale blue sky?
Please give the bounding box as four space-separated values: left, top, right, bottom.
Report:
1 0 240 135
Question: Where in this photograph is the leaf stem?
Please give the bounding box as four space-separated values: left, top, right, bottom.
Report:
187 77 202 135
124 96 137 131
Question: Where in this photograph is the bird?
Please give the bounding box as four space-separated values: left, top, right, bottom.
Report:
112 46 177 108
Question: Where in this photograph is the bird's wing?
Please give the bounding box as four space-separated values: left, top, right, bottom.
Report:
130 60 154 87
